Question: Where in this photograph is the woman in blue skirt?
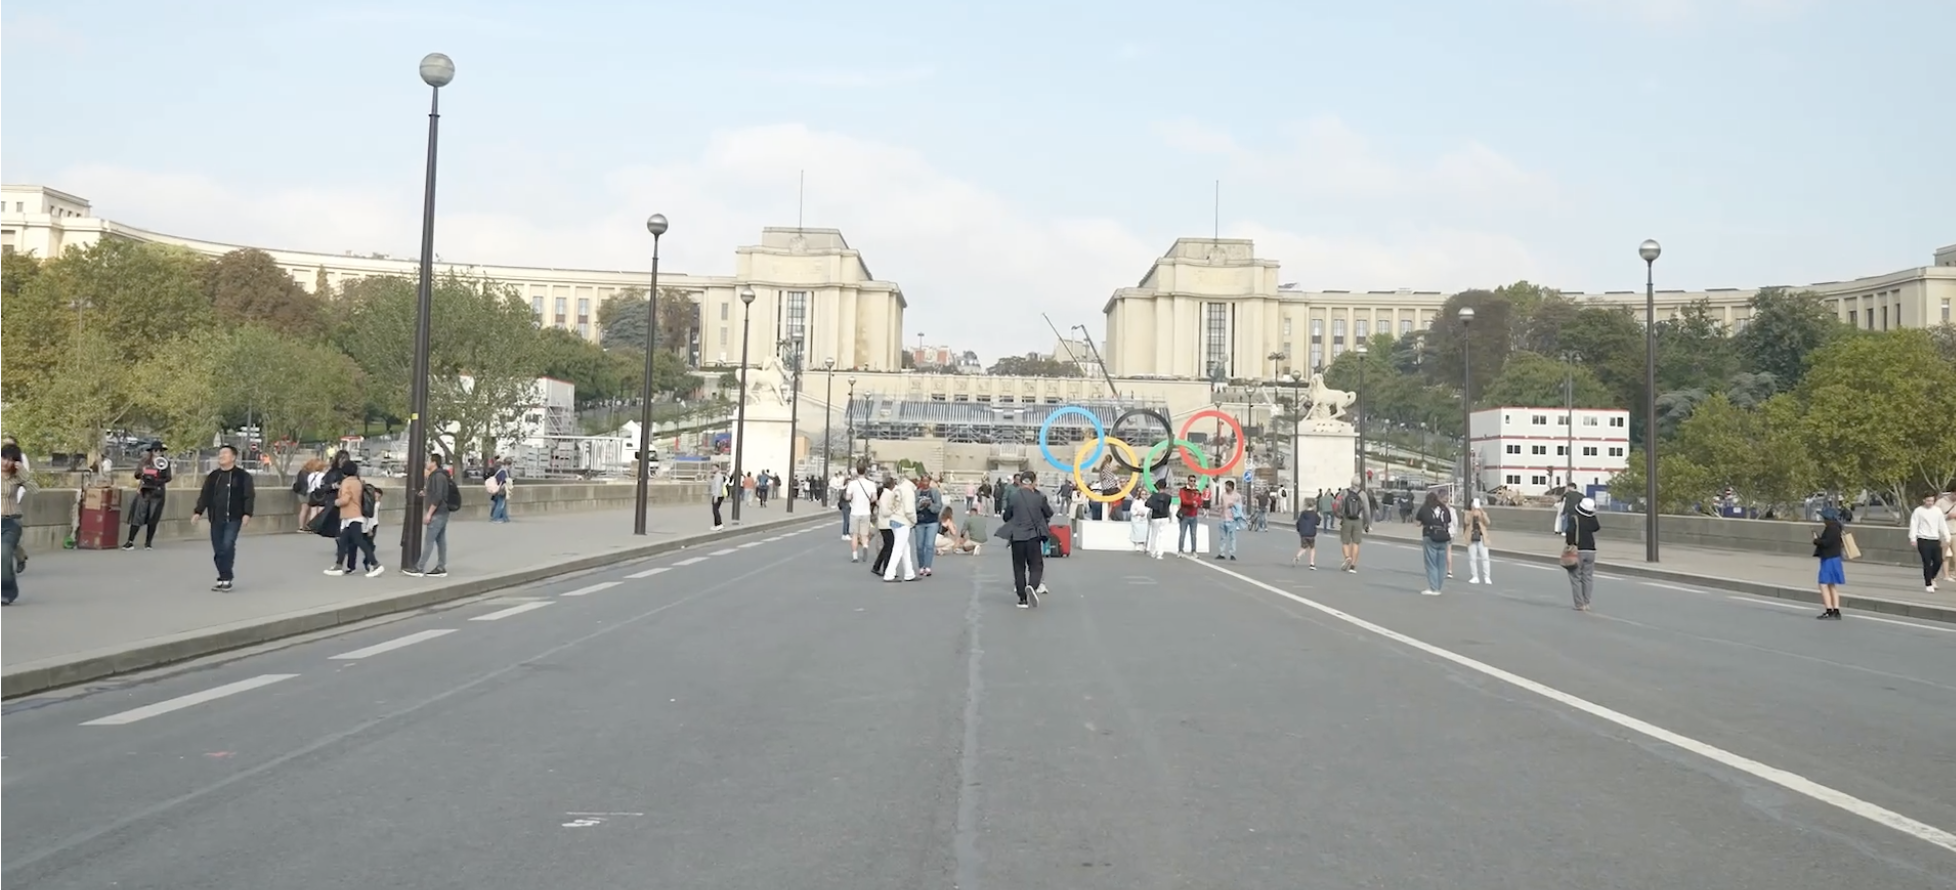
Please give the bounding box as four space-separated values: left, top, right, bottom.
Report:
1813 506 1847 620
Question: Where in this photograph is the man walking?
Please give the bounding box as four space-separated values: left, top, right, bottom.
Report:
1339 477 1371 573
405 453 457 577
2 442 37 605
845 464 878 561
190 445 255 591
709 465 730 531
1000 472 1054 607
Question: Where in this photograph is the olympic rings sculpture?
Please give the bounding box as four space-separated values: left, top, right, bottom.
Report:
1035 404 1250 501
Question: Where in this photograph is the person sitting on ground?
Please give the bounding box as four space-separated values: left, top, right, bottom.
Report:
936 507 979 555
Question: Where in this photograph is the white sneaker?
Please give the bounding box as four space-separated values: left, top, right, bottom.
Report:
1421 589 1442 596
323 567 347 576
1468 578 1481 585
366 565 386 578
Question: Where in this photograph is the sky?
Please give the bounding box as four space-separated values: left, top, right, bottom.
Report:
3 0 1951 362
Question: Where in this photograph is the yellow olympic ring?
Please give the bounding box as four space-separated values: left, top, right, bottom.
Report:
1072 436 1142 504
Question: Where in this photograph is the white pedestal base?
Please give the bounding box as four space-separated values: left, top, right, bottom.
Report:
1293 424 1359 498
1073 517 1208 553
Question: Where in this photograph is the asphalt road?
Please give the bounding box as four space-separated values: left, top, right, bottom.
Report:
4 517 1953 889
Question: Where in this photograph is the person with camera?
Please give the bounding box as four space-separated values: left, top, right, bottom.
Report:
123 443 173 551
3 441 37 605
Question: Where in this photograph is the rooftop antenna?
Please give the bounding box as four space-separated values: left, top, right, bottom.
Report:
797 169 805 232
1213 179 1220 241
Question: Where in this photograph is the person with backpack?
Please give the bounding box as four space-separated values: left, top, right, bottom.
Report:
327 463 384 577
1292 505 1321 569
406 453 460 577
1414 489 1455 597
1337 478 1371 573
1143 483 1175 559
485 457 511 523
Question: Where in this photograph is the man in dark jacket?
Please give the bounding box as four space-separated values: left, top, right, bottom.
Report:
192 445 256 591
124 443 173 550
998 472 1054 608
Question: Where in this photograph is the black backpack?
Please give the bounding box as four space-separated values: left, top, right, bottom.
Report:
359 483 378 519
1342 491 1367 520
443 470 462 512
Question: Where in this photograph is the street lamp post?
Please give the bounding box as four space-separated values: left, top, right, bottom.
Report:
1355 343 1369 484
632 213 669 536
785 337 804 513
400 52 453 572
729 287 757 524
1561 349 1582 492
820 357 836 503
1458 306 1476 501
1639 239 1663 563
845 377 858 464
1286 371 1301 515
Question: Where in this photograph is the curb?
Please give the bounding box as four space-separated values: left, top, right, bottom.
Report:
1369 529 1954 625
1 513 830 699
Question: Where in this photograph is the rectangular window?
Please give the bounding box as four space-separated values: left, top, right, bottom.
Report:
531 296 544 317
1310 319 1323 343
576 322 589 339
1355 319 1369 341
1531 475 1548 486
1531 445 1547 455
1282 318 1292 338
1881 305 1889 330
719 327 728 346
576 298 590 319
1608 446 1625 457
1583 446 1599 457
1943 299 1951 323
778 291 809 361
1505 444 1521 454
1309 344 1324 369
1203 303 1229 376
1609 417 1626 428
1400 319 1413 335
1331 319 1346 346
1332 343 1345 359
1531 415 1548 425
1583 416 1599 426
1555 415 1568 425
1555 445 1568 456
554 297 567 317
1506 474 1521 485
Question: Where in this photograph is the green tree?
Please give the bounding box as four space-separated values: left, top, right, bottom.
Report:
597 287 697 353
130 329 228 456
1801 329 1956 510
1422 290 1513 396
1612 449 1716 515
988 354 1084 377
1558 306 1645 423
1654 299 1740 395
1744 393 1819 514
3 327 138 458
1670 394 1753 494
1733 288 1842 392
216 326 363 478
1474 351 1616 410
204 248 328 338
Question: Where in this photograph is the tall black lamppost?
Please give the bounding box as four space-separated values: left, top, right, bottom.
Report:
729 286 757 524
1354 343 1369 484
1639 238 1663 562
400 52 453 572
1457 306 1476 501
1561 349 1583 492
1286 370 1302 516
820 357 836 502
632 212 669 535
845 376 858 465
785 336 804 513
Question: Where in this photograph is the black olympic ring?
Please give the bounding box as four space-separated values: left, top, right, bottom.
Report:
1107 408 1176 473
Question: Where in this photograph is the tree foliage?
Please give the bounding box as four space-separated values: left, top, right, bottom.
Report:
1475 351 1614 410
1800 329 1956 506
205 248 328 338
1733 288 1843 392
988 354 1084 377
597 287 698 353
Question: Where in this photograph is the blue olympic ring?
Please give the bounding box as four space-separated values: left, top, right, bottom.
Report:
1036 406 1107 472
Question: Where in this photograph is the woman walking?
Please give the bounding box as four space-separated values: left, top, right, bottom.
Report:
1908 491 1951 594
1562 496 1601 611
1813 507 1846 620
1464 498 1493 584
1413 490 1454 596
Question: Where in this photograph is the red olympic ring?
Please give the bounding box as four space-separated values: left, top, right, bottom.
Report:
1177 409 1244 476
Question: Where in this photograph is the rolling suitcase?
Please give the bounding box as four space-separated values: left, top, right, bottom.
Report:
1044 523 1072 557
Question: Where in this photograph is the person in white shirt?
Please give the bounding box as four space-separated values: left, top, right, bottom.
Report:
844 465 879 562
1908 491 1952 593
882 474 920 583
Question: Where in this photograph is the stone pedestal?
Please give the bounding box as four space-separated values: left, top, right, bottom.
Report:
1073 516 1208 553
1292 421 1358 498
727 361 799 480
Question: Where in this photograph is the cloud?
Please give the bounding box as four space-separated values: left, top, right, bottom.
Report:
56 123 1545 361
758 67 936 88
1151 116 1554 206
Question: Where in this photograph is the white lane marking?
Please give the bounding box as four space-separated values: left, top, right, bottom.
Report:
561 581 621 597
738 542 761 549
710 548 738 556
1197 560 1956 855
81 674 299 726
470 602 554 621
1515 563 1556 571
329 629 457 660
763 536 784 542
626 567 671 579
1727 596 1956 633
1645 582 1706 593
673 557 708 566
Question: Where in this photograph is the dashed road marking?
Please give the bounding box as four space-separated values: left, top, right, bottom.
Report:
330 629 456 660
673 557 708 566
626 566 670 579
471 602 554 621
710 548 739 556
81 674 299 726
560 581 621 597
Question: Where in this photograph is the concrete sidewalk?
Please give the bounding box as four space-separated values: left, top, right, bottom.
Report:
1358 519 1953 623
0 503 828 697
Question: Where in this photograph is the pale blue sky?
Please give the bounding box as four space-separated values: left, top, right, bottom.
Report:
4 0 1950 359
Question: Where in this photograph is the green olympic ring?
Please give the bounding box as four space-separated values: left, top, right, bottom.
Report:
1140 438 1215 494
